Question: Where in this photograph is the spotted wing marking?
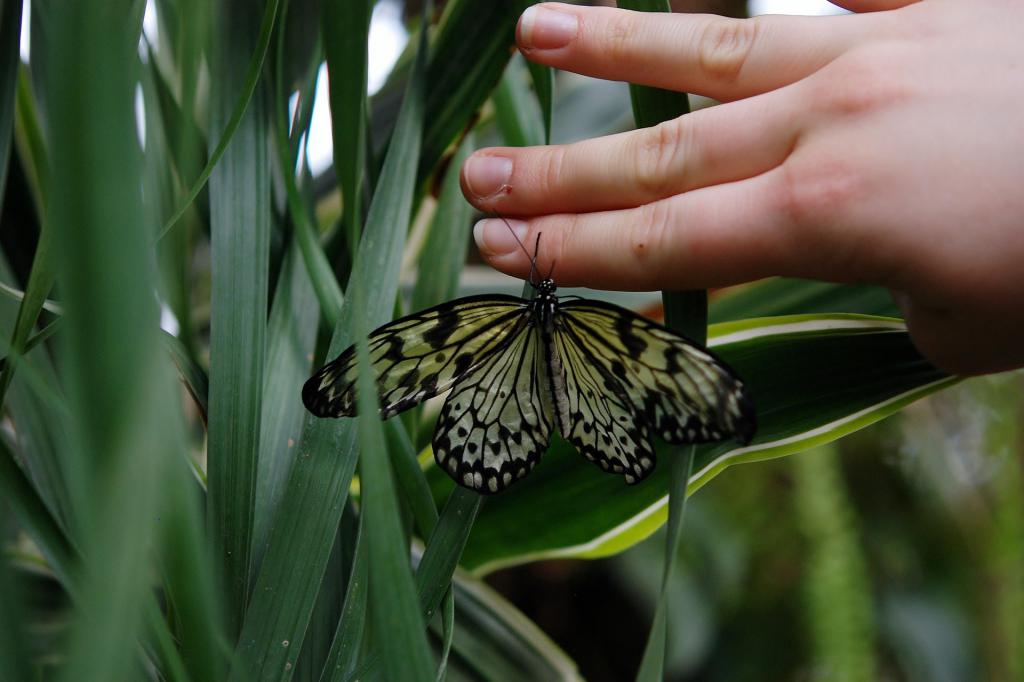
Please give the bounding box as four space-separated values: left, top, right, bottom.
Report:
302 296 528 419
559 301 755 446
433 324 553 494
550 320 657 485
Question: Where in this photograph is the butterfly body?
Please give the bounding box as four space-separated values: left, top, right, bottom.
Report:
303 279 755 494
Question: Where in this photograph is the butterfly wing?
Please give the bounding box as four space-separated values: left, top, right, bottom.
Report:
558 300 755 447
433 323 554 494
549 322 657 484
302 295 529 419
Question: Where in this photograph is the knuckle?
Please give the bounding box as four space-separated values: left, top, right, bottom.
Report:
632 120 689 199
696 16 760 84
603 13 635 64
538 146 567 197
777 153 863 234
812 49 913 117
632 200 675 261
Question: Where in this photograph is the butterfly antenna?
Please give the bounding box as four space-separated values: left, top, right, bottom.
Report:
493 210 538 285
545 257 557 280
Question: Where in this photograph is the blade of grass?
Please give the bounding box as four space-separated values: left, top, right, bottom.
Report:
526 61 552 145
207 0 275 640
4 431 196 682
13 65 47 213
349 487 483 681
385 419 440 539
436 594 455 681
339 9 436 680
0 437 74 586
419 0 531 180
45 1 189 678
410 131 475 314
273 0 343 328
154 0 279 244
0 256 71 529
295 519 347 682
323 0 370 254
252 240 320 569
320 514 369 682
354 308 434 681
493 55 545 148
1 66 54 409
231 4 429 676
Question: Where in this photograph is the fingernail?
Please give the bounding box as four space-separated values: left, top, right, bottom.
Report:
519 4 578 50
474 219 528 257
463 154 513 199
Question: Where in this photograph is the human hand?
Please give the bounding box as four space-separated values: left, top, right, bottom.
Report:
460 0 1024 375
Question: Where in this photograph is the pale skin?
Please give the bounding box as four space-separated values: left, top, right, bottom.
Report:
460 0 1024 376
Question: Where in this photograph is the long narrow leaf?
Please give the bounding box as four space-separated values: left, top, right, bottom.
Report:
207 0 274 638
411 132 476 314
273 5 343 328
419 0 530 179
44 3 186 678
354 308 434 681
231 6 429 677
155 0 279 244
320 515 369 682
253 241 320 569
323 0 370 253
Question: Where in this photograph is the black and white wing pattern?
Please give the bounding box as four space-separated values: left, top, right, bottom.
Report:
302 295 528 419
549 322 658 484
302 279 756 494
557 300 755 453
433 325 553 493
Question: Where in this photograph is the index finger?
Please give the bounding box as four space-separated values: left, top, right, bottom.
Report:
517 3 899 100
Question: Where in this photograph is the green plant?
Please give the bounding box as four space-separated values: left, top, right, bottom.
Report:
0 0 963 679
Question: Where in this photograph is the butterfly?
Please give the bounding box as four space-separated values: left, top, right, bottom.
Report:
302 233 755 494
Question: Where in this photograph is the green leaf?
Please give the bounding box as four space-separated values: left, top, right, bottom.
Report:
155 0 279 244
320 514 369 682
493 54 545 148
711 278 899 322
0 66 54 410
526 61 553 145
0 438 75 587
0 257 72 531
13 64 48 212
206 0 274 639
455 315 955 573
323 0 370 253
252 241 320 570
350 488 483 680
273 3 344 328
231 3 429 675
43 2 196 679
420 0 531 179
354 305 434 682
411 131 476 314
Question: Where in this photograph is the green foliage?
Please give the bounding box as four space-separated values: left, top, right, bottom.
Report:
0 1 1015 680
